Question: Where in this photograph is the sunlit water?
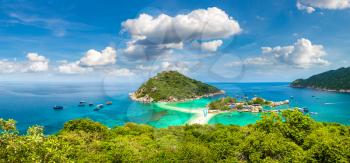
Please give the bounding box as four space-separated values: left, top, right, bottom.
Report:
0 82 349 134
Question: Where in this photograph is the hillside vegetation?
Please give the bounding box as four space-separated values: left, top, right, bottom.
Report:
1 110 349 162
291 67 350 91
132 71 222 102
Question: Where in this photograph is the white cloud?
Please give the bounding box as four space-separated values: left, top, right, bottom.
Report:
27 53 48 62
109 68 135 77
25 53 49 72
58 61 92 74
160 61 191 73
192 40 223 52
122 7 241 59
79 46 117 67
0 60 20 73
297 2 316 13
261 38 329 68
0 53 49 73
228 38 329 69
297 0 350 13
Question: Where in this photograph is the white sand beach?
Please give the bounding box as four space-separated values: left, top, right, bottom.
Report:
155 103 218 125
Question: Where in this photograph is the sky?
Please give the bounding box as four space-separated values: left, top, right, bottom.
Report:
0 0 350 82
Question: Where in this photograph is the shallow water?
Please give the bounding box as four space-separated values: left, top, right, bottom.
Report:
0 82 349 134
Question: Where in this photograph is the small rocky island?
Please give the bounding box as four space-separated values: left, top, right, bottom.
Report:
130 71 224 103
291 67 350 93
208 96 289 113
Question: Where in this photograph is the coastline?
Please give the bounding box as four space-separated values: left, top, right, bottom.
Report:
129 90 225 103
291 85 350 93
155 102 221 125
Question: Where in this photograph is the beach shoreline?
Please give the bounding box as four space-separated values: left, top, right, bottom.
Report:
130 90 225 103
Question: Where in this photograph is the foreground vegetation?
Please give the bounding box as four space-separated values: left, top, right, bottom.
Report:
291 67 350 91
1 110 350 162
132 71 222 102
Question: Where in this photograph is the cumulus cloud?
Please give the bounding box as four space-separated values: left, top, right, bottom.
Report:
261 38 329 68
227 38 329 69
79 47 117 67
58 61 92 74
192 40 223 52
25 53 49 72
57 46 117 74
297 0 350 13
0 53 49 73
122 7 241 59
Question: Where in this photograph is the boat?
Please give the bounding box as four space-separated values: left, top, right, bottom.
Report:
53 106 63 110
106 101 112 105
303 107 309 113
88 103 94 107
310 112 318 115
94 104 104 111
78 101 86 107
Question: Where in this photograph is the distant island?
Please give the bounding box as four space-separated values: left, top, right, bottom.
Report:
291 67 350 93
130 71 224 103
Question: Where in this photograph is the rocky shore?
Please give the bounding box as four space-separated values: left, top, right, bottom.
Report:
130 90 225 103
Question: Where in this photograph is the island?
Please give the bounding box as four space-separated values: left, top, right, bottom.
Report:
291 67 350 93
130 71 224 103
208 96 289 113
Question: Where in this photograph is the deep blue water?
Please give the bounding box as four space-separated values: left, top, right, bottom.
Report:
0 82 349 134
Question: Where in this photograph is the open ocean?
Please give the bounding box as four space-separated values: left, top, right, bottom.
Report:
0 81 349 134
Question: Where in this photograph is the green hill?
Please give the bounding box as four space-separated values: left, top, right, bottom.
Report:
291 67 350 92
130 71 223 102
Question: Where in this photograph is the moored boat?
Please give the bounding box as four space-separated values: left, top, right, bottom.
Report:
94 104 104 111
78 101 86 107
53 106 63 110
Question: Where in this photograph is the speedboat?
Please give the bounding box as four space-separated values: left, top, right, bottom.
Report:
88 103 94 107
94 104 104 111
78 101 86 107
53 106 63 110
106 101 112 105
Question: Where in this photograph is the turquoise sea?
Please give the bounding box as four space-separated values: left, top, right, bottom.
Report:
0 81 349 134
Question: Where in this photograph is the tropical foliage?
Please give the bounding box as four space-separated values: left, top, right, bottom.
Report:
1 110 349 162
134 71 221 101
291 67 350 90
208 96 236 110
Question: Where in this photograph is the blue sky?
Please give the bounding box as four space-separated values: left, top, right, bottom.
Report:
0 0 350 82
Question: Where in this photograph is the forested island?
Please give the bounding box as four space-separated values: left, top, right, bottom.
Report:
1 110 349 162
130 71 224 102
208 96 288 113
291 67 350 92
